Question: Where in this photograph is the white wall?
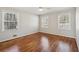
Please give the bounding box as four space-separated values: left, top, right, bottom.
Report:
39 8 76 38
76 7 79 50
0 8 39 42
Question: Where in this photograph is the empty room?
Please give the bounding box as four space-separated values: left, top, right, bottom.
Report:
0 7 79 52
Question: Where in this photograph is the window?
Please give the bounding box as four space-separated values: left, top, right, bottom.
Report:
41 16 48 28
2 12 18 31
58 13 71 30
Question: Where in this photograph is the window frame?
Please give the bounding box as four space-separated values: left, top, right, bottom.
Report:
2 12 19 31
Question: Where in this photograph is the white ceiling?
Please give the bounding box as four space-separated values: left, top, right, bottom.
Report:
14 7 72 15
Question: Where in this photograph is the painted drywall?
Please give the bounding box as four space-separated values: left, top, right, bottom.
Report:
0 8 39 42
39 8 76 38
76 7 79 50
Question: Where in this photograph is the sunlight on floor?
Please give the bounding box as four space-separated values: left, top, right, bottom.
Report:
3 45 20 52
40 36 50 52
57 41 71 52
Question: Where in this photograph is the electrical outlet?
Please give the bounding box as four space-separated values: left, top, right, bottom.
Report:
13 34 17 37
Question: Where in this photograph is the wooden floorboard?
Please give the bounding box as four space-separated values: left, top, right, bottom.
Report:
0 32 78 52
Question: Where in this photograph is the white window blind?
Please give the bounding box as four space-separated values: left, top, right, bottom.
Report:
58 13 71 30
41 16 48 28
2 12 18 31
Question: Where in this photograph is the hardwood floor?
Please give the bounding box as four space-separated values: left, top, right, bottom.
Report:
0 32 78 52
